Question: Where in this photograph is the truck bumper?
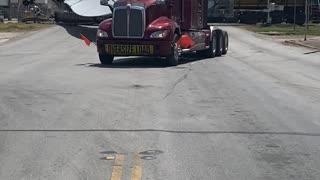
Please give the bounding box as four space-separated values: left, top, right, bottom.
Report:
97 39 172 57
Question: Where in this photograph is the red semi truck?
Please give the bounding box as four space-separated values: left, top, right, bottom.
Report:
96 0 229 66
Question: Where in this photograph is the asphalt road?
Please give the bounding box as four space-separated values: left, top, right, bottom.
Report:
0 25 320 180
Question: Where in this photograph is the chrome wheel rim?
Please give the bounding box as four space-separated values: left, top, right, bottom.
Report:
225 36 229 51
173 43 179 60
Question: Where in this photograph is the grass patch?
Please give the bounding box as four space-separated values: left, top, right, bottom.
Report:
0 23 51 32
242 24 320 36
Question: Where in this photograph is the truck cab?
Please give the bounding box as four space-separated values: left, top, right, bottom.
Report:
96 0 228 66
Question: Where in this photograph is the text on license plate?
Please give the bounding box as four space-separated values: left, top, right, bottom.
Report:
105 44 154 55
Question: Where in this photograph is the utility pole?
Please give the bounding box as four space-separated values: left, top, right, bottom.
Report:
17 0 21 22
267 0 271 24
307 0 310 30
319 0 320 15
304 0 308 41
8 0 11 20
310 0 313 24
294 0 297 31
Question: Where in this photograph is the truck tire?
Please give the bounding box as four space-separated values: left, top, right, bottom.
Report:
222 31 229 55
204 30 217 58
215 29 223 57
99 54 114 65
166 34 180 66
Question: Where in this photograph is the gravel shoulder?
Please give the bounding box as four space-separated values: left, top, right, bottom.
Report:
0 32 23 44
239 24 320 50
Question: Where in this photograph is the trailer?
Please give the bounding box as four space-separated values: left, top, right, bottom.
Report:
96 0 229 66
207 0 320 24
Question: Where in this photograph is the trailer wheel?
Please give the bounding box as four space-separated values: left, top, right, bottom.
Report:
99 54 114 65
222 31 229 55
166 34 180 66
215 29 223 57
201 30 216 58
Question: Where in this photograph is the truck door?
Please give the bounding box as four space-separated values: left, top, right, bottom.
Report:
191 0 204 29
197 0 204 28
169 0 182 25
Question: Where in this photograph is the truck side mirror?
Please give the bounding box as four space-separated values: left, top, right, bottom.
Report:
100 0 114 12
100 0 109 6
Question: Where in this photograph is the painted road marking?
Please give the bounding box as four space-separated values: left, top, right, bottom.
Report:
130 152 142 180
110 154 125 180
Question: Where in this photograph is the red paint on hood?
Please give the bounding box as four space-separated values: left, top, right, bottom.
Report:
116 0 156 8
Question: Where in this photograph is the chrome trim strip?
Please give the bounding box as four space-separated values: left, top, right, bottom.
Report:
182 49 191 52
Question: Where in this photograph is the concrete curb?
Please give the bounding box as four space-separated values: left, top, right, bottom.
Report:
0 33 24 46
283 40 319 50
0 39 9 44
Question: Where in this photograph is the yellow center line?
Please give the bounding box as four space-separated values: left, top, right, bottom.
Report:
110 154 125 180
130 152 142 180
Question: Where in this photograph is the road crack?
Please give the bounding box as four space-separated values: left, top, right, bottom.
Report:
276 82 320 92
161 73 188 100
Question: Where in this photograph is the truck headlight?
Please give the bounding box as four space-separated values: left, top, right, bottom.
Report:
97 29 108 38
150 30 169 38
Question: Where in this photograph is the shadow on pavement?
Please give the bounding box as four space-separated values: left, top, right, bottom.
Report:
60 24 98 42
1 129 320 137
76 54 215 68
60 25 224 67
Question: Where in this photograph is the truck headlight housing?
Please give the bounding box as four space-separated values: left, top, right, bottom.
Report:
97 29 108 38
150 30 169 38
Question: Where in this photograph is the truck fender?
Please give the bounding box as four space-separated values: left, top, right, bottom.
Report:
146 16 180 40
209 26 217 41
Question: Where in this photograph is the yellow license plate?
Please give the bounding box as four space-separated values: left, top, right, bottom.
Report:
105 44 154 55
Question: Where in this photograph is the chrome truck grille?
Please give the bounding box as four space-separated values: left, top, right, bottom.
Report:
112 4 145 38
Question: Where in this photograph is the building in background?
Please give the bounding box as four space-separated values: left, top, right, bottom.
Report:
0 0 9 19
0 0 59 20
208 0 235 22
208 0 320 24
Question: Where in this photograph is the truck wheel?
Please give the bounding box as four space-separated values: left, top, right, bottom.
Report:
166 34 180 66
202 30 216 58
215 29 223 57
222 31 229 55
99 54 114 65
